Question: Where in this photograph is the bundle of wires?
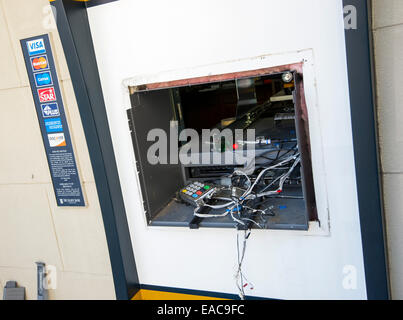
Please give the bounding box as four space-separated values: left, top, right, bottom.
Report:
192 143 301 299
235 229 253 300
193 152 301 224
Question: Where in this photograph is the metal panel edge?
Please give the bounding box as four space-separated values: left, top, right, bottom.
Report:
51 0 139 300
343 0 389 300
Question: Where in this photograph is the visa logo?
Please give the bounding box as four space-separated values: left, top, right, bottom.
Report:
27 38 46 56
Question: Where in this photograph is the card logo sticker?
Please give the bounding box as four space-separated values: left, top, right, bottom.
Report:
41 103 60 118
34 71 53 87
38 87 56 102
22 34 85 206
31 55 49 72
27 38 46 56
44 117 63 133
48 133 66 147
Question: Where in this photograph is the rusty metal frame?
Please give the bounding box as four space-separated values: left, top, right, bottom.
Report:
130 63 303 92
129 63 317 222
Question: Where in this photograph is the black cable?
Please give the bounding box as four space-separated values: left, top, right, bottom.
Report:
256 144 298 164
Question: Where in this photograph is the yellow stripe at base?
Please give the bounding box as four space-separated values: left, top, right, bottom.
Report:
132 289 229 300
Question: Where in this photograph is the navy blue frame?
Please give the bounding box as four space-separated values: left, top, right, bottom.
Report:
51 0 139 300
343 0 389 299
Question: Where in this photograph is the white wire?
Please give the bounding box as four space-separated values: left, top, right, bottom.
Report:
193 206 230 218
257 156 301 197
235 230 251 300
240 154 300 199
242 205 267 215
231 198 245 226
231 170 251 188
230 210 245 226
241 217 262 228
203 201 235 209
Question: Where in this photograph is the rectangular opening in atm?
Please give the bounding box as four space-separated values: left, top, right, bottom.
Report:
127 65 317 230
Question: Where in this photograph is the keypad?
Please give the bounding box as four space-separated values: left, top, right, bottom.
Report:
181 182 211 199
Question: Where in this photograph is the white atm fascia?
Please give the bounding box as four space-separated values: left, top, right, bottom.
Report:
86 0 367 299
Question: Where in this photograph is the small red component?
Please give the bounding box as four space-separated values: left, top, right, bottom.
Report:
277 189 282 193
233 143 239 150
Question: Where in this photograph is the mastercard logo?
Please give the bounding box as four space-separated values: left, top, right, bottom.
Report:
31 55 48 71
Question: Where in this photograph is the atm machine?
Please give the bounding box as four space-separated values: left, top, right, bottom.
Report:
52 0 388 300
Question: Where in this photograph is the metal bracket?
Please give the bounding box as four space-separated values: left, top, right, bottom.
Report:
36 262 47 300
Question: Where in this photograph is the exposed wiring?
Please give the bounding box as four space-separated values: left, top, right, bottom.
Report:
191 146 302 299
235 230 254 300
192 154 301 221
240 153 300 200
257 156 301 197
